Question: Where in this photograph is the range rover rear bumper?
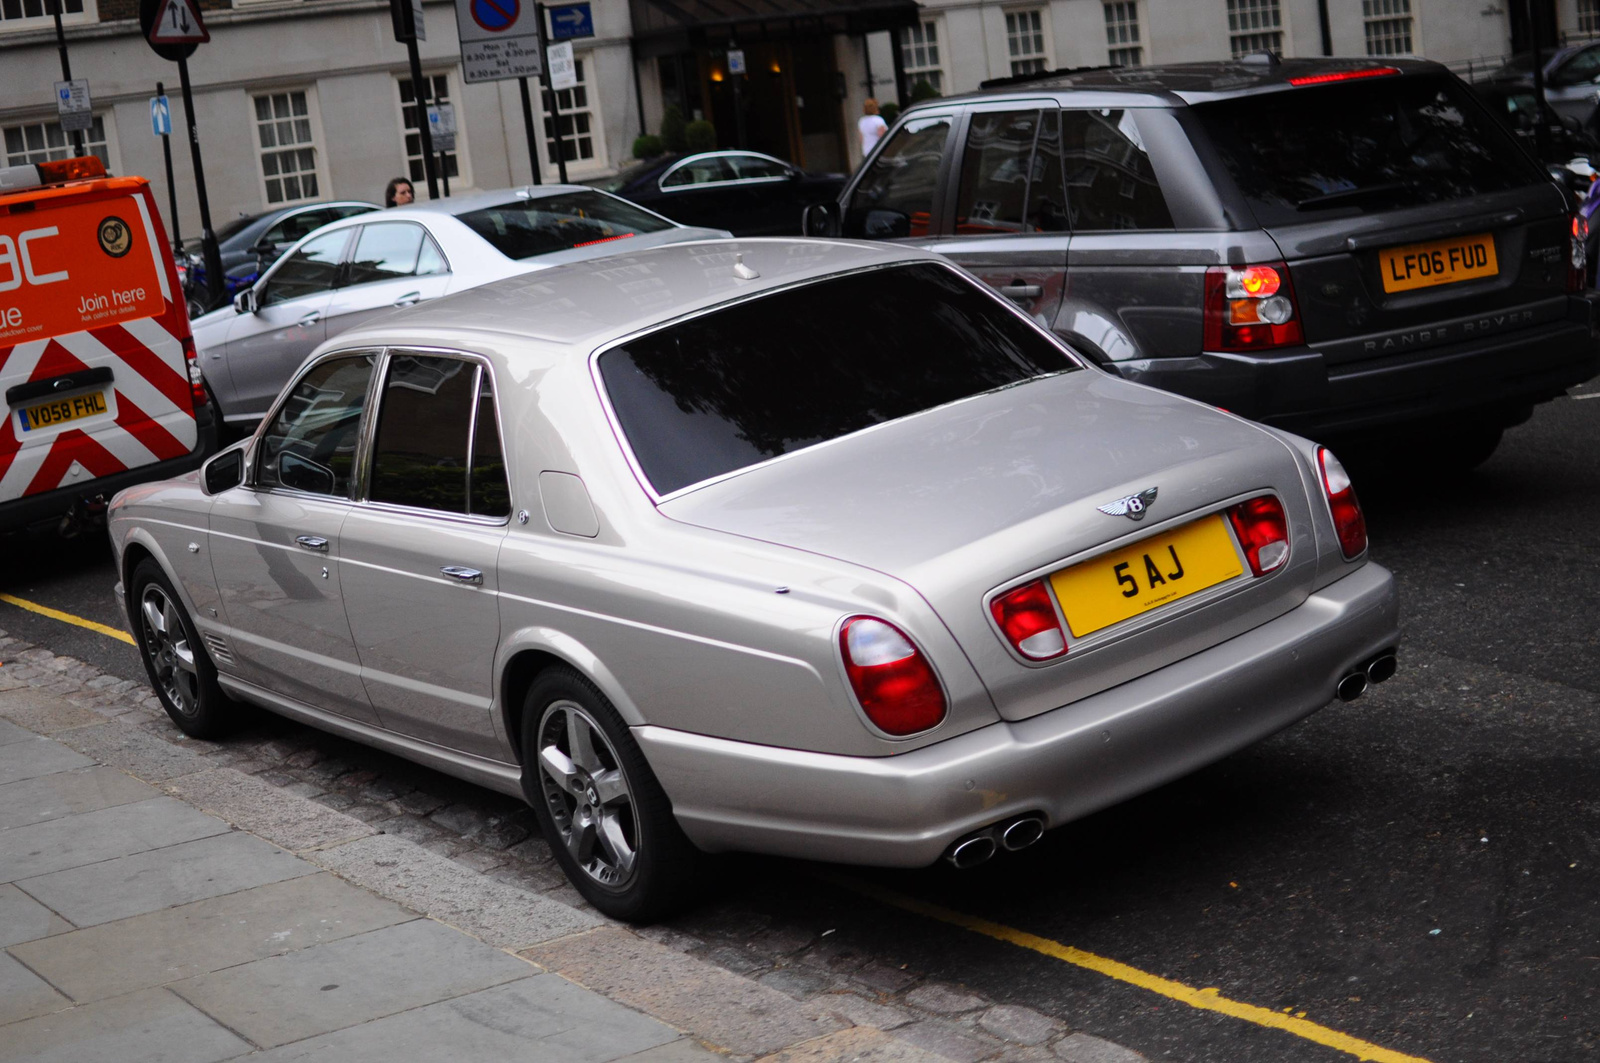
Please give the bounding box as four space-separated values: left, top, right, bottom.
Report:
1113 294 1600 437
638 562 1399 867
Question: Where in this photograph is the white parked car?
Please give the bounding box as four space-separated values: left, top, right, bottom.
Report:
189 186 729 427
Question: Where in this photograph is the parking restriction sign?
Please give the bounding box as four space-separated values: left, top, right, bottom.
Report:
455 0 542 83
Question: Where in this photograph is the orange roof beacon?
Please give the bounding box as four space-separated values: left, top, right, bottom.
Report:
0 155 217 535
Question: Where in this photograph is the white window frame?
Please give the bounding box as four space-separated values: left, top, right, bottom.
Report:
2 110 119 171
251 87 329 209
0 0 95 35
395 69 474 191
1226 0 1284 58
1362 0 1413 56
540 52 608 179
1004 8 1053 77
901 19 945 95
1103 1 1142 67
1582 0 1600 36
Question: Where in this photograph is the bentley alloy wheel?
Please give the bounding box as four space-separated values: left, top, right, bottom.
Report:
535 699 640 890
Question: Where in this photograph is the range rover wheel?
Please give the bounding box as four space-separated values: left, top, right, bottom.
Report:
521 666 701 922
130 559 233 740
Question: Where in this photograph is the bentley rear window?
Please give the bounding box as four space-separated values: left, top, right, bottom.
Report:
598 263 1078 496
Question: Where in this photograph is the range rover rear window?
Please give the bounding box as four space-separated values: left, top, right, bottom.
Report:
599 263 1078 496
1192 73 1546 226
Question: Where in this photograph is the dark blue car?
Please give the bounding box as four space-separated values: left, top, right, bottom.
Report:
182 200 378 316
589 151 844 236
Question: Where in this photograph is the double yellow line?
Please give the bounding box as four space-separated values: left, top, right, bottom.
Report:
829 875 1435 1063
0 593 135 646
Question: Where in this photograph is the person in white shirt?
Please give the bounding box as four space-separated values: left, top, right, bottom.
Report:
858 98 889 159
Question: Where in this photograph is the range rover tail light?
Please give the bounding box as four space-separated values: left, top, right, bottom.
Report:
1318 447 1368 558
839 616 947 736
1203 262 1304 352
990 580 1067 660
1226 495 1290 576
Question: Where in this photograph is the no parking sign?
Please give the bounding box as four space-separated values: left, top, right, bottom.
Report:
455 0 542 83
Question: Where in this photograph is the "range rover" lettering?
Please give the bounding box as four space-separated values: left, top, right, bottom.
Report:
1362 309 1536 353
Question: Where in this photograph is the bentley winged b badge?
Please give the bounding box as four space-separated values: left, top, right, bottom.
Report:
1097 487 1158 521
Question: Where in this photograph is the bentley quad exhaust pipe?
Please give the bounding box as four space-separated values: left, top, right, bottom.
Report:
946 834 998 869
1000 816 1045 852
1336 671 1368 702
1366 651 1398 684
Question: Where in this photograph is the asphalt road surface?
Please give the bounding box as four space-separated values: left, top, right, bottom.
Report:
3 388 1596 1063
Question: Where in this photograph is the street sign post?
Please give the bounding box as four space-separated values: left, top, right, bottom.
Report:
45 0 84 154
152 86 180 253
54 79 93 133
536 3 568 183
391 0 438 199
546 2 592 40
427 103 456 196
140 0 221 306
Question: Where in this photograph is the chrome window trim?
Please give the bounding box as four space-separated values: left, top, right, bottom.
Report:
353 344 513 527
656 151 794 193
248 346 385 501
588 258 1086 506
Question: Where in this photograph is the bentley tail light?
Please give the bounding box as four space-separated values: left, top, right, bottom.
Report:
1204 262 1304 352
1317 447 1368 558
990 580 1067 660
839 616 947 736
1226 495 1290 576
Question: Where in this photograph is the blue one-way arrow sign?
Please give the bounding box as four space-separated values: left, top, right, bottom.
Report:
150 95 172 136
547 2 592 40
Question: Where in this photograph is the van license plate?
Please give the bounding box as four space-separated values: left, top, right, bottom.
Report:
1049 514 1244 639
1378 233 1498 293
17 390 110 432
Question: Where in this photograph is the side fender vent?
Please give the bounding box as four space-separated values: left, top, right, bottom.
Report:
202 632 234 666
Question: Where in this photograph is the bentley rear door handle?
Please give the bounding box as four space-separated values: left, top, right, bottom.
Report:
998 283 1043 300
295 535 329 552
440 566 483 585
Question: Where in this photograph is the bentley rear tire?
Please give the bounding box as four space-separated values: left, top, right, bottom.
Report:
520 666 703 922
129 559 234 740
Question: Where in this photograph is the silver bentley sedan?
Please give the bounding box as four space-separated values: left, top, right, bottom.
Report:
109 239 1399 920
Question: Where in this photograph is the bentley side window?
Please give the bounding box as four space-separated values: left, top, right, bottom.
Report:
469 371 511 517
368 354 478 514
257 354 376 497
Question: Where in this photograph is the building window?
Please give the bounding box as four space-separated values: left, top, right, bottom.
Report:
1227 0 1282 57
0 0 87 29
1362 0 1412 55
398 74 462 186
1104 2 1141 67
543 56 605 173
253 90 321 205
901 20 944 94
1582 0 1600 35
1006 9 1050 76
3 115 109 167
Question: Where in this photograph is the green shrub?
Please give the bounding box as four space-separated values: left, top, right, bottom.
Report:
685 119 717 153
632 134 665 160
879 102 900 126
909 79 942 102
660 105 687 153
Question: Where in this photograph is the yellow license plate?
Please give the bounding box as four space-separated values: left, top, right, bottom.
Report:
1378 233 1498 293
16 390 109 433
1050 514 1244 639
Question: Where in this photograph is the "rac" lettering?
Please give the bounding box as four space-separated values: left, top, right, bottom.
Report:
0 227 70 292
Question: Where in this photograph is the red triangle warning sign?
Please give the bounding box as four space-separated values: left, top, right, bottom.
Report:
148 0 209 45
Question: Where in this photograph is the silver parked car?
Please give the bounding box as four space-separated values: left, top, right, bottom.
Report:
109 239 1400 921
189 185 730 428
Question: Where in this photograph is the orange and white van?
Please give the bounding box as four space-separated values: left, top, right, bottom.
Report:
0 155 216 535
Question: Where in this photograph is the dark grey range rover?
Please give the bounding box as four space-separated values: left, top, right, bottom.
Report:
808 57 1599 462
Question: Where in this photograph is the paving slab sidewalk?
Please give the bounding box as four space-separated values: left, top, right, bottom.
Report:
0 685 962 1063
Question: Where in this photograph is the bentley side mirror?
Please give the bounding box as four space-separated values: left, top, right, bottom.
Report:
234 288 259 315
201 445 246 495
801 202 839 237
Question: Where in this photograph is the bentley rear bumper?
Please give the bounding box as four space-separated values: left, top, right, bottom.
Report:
637 561 1399 867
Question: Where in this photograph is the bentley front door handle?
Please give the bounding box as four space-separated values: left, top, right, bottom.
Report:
295 535 329 552
440 566 483 585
